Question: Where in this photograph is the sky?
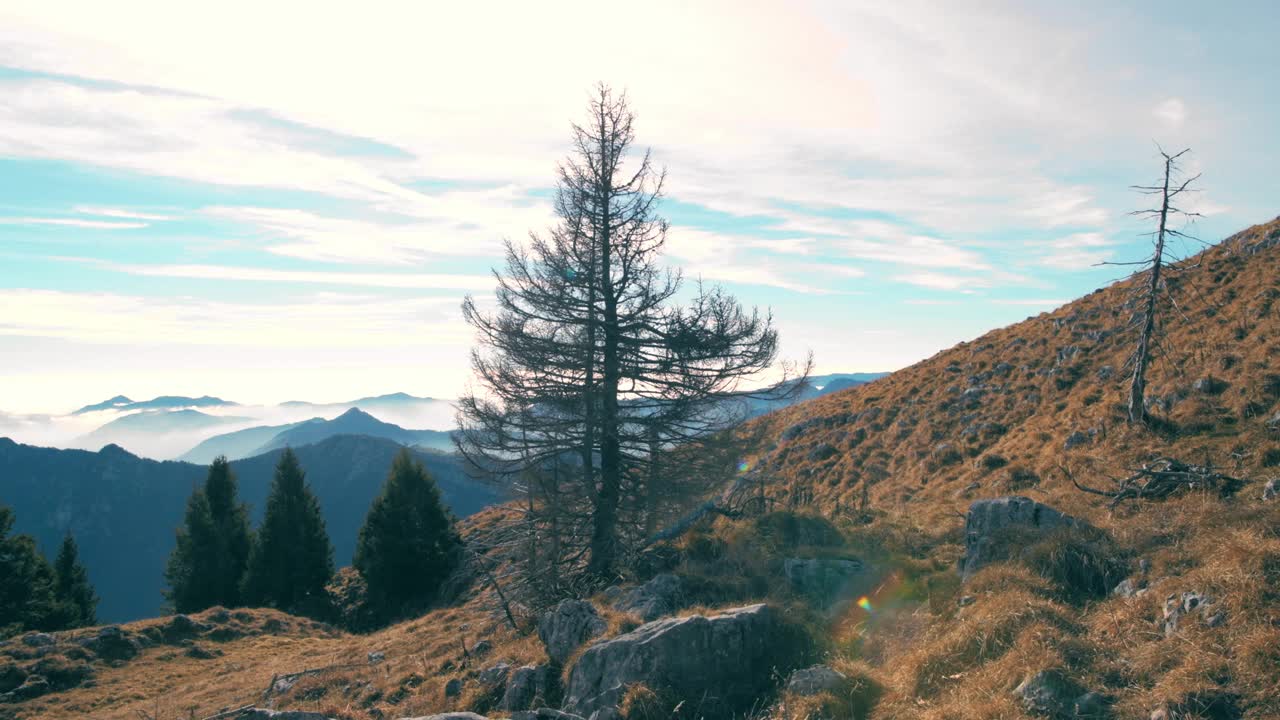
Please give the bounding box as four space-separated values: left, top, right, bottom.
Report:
1 0 1277 415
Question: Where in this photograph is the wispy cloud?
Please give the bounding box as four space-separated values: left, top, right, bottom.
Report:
100 261 494 291
0 216 148 229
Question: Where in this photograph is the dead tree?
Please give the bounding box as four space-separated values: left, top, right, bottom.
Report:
1064 457 1244 508
1112 147 1202 425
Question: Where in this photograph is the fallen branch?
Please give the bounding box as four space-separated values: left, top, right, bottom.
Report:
642 500 743 548
1064 457 1245 507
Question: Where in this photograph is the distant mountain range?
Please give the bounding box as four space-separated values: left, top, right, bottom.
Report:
0 434 505 623
739 371 890 418
180 408 456 464
74 395 237 415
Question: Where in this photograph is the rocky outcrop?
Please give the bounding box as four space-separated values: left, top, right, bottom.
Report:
611 573 684 621
563 603 800 718
82 626 141 662
958 497 1083 580
538 600 607 665
782 557 873 610
500 664 553 711
786 665 849 696
1014 670 1105 719
236 710 338 720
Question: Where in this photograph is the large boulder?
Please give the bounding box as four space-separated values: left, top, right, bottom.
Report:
539 600 607 665
399 715 491 720
782 557 874 610
958 497 1082 580
500 664 553 711
612 573 684 621
563 603 800 718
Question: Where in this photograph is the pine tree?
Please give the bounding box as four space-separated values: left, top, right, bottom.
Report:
165 488 219 612
0 505 60 635
354 449 460 617
53 534 98 628
242 448 334 612
164 457 252 612
204 457 252 607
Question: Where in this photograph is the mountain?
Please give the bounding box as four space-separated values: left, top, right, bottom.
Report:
249 407 455 455
0 434 505 622
738 371 890 419
749 216 1280 516
74 408 250 460
178 419 320 464
73 394 236 415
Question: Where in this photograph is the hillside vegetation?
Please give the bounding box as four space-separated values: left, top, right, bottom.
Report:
3 218 1279 720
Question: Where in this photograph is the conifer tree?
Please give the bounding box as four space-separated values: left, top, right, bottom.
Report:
165 456 252 612
0 505 60 635
203 457 252 606
53 533 98 628
354 449 460 616
242 448 334 612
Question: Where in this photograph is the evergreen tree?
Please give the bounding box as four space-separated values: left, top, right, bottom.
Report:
242 448 334 612
164 488 219 612
53 533 98 628
203 457 252 606
0 505 60 635
354 449 461 617
164 457 252 612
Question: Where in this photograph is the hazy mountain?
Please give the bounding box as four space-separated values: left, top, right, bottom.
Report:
74 409 250 459
249 407 455 456
74 395 237 415
0 434 505 622
738 371 890 419
178 419 321 464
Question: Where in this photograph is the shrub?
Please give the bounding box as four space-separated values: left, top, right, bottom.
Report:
980 454 1010 472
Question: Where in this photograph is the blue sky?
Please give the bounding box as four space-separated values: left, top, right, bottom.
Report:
1 0 1277 414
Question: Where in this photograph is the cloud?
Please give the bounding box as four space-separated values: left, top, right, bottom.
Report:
73 206 173 221
1154 97 1187 129
0 216 148 229
892 271 986 291
0 289 472 347
95 261 495 291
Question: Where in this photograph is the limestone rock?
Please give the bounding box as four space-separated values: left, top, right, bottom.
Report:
958 497 1082 580
538 600 607 665
1262 478 1279 501
782 557 872 610
563 603 799 719
612 573 684 621
237 710 337 720
500 664 552 711
786 665 849 696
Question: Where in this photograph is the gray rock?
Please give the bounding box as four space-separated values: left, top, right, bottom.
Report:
782 557 872 610
184 643 219 659
1193 376 1229 395
1074 691 1108 718
8 673 51 701
1064 431 1091 450
368 651 386 665
235 710 337 720
1014 669 1085 718
471 639 493 657
612 573 684 621
21 632 55 648
478 662 511 688
1263 478 1279 501
786 665 849 696
958 497 1083 580
500 664 551 711
538 599 607 665
510 710 585 720
161 614 209 642
83 625 140 661
1163 591 1214 637
564 603 798 719
444 678 463 697
1112 578 1145 599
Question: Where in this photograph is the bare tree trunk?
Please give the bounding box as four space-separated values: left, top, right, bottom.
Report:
1128 151 1175 425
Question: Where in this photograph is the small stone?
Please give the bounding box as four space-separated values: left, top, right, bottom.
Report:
958 595 976 607
471 639 493 657
1014 669 1085 718
1112 578 1144 598
1205 610 1227 628
368 651 386 665
1263 478 1279 502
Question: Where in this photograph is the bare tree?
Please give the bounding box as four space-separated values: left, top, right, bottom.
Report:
457 85 808 587
1114 147 1201 425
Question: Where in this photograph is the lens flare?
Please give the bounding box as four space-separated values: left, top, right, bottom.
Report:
736 458 755 474
857 596 873 612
